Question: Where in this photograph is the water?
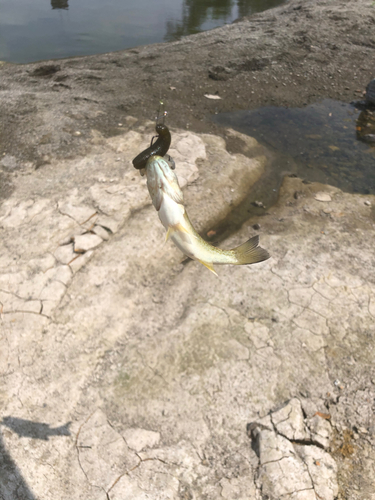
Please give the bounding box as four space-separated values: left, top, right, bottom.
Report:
0 0 283 64
208 100 375 241
213 100 375 195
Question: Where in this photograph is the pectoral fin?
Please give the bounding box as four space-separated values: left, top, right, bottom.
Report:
198 260 218 276
165 223 190 242
165 227 174 242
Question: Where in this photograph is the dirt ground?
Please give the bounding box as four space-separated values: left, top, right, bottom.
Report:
0 0 374 175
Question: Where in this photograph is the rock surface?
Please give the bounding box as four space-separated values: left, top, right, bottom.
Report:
0 118 375 499
249 399 338 500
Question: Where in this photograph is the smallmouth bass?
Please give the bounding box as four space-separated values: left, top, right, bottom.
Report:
144 155 270 275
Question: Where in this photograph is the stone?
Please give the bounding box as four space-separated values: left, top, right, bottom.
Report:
73 233 103 252
69 249 94 273
92 225 110 241
271 398 310 441
250 399 339 500
307 414 332 449
252 427 313 497
297 445 338 500
314 192 332 202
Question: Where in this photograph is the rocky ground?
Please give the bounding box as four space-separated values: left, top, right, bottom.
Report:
1 122 374 500
1 0 375 499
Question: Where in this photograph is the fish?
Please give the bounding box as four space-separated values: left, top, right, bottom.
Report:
144 155 270 275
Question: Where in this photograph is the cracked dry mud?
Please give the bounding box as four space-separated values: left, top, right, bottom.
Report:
1 120 375 500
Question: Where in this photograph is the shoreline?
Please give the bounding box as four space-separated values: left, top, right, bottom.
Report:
0 0 374 171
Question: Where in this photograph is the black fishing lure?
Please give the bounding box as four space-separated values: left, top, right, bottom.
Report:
132 123 172 170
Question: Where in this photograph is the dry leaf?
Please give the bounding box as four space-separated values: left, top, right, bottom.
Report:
314 411 331 420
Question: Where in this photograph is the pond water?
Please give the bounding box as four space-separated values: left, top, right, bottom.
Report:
209 100 375 241
214 99 375 195
0 0 284 64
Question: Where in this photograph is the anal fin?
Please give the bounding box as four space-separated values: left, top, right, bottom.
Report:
198 260 218 276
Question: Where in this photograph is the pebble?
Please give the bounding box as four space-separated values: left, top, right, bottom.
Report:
69 250 94 273
74 234 103 253
315 192 332 202
364 200 371 206
92 225 110 241
253 200 265 208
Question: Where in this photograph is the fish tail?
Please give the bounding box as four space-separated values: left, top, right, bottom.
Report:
231 235 270 265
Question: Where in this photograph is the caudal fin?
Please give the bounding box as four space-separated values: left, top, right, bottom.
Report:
231 235 270 265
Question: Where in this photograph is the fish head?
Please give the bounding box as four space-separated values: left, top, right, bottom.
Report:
145 156 184 211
